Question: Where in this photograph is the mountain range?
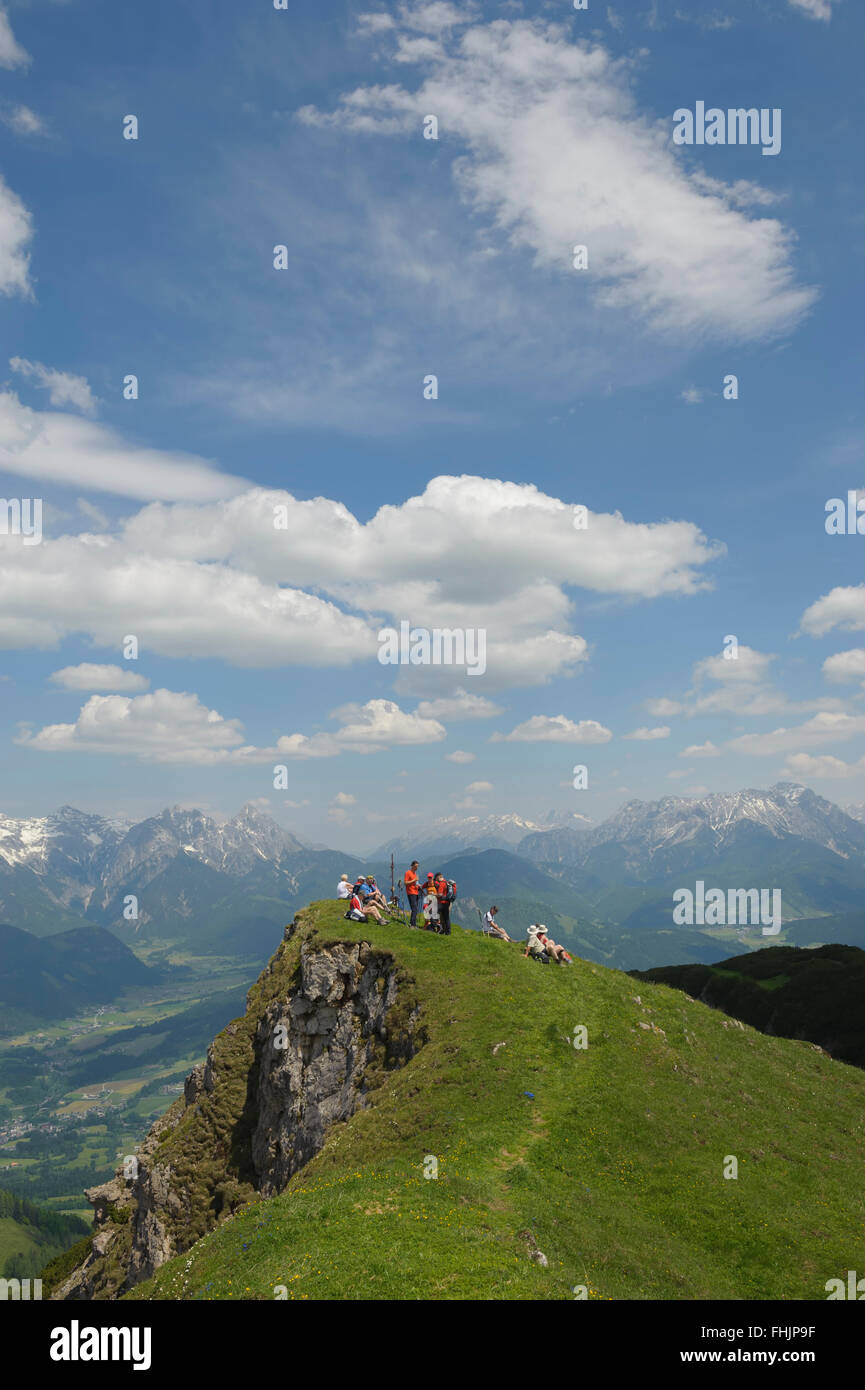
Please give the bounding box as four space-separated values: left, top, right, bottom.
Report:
4 782 865 971
518 781 865 926
371 808 593 859
519 782 865 868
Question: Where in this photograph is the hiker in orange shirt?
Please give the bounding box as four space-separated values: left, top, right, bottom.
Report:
404 860 421 927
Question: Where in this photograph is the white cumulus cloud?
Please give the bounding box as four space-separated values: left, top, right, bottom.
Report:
49 663 150 693
19 691 446 765
800 586 865 638
18 689 257 765
416 688 504 720
782 752 864 780
728 712 865 757
0 533 376 666
491 715 613 744
823 649 865 686
275 699 447 758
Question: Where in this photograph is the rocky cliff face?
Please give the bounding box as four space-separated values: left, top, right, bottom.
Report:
51 920 426 1299
251 940 418 1195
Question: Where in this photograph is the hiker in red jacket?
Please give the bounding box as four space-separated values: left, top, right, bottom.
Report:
404 861 421 927
434 872 454 936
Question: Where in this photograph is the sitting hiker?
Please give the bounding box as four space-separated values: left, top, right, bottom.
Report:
523 923 550 963
349 880 384 924
337 873 351 900
346 888 368 922
422 880 440 931
364 875 388 911
482 905 511 941
536 926 572 965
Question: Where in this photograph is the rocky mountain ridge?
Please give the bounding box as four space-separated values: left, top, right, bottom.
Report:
52 919 425 1298
518 782 865 875
0 803 305 916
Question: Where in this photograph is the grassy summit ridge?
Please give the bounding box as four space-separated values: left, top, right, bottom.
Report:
109 901 865 1302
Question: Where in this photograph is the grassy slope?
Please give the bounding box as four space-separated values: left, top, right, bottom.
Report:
127 901 865 1302
0 1215 41 1267
0 1200 90 1276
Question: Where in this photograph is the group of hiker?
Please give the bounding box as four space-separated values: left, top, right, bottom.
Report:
481 906 572 963
337 873 390 925
403 861 456 933
335 864 573 964
338 863 457 934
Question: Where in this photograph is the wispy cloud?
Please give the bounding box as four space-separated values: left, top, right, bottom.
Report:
787 0 842 20
2 104 45 136
0 389 248 500
300 11 816 342
10 358 97 415
0 176 33 298
0 8 29 69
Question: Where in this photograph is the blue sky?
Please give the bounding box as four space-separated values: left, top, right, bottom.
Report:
1 0 865 850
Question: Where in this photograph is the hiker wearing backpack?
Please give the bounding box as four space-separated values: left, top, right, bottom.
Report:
434 873 455 935
405 861 421 927
422 874 439 931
